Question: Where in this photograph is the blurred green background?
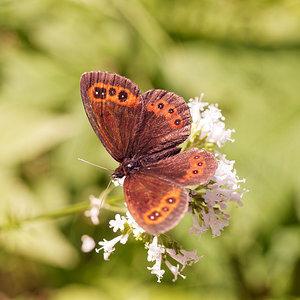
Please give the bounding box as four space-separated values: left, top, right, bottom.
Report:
0 0 299 299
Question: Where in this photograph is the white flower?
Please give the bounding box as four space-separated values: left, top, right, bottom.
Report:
96 234 129 261
84 195 103 225
112 176 125 186
204 185 244 207
188 94 208 122
126 211 145 237
146 236 165 282
165 261 186 282
188 97 235 147
146 236 165 261
202 205 230 237
188 213 206 235
166 248 200 271
81 235 96 253
109 214 127 232
214 151 246 191
147 260 165 283
204 152 247 210
119 234 129 244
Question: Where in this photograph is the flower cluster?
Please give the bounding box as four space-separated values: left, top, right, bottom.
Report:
188 94 235 147
187 96 247 237
81 95 247 282
84 212 199 282
94 212 144 260
146 236 199 282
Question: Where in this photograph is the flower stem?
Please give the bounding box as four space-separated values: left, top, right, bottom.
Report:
0 201 90 231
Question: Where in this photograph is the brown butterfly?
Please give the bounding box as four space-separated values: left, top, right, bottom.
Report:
80 71 218 235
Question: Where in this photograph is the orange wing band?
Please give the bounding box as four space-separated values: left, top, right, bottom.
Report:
143 188 181 225
147 100 183 129
180 154 207 181
88 82 139 108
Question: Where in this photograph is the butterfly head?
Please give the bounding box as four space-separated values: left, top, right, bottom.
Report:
112 158 141 179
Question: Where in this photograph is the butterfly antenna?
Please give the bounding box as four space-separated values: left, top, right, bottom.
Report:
78 158 114 172
100 177 114 204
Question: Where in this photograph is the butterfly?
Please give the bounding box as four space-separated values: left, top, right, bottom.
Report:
80 71 218 235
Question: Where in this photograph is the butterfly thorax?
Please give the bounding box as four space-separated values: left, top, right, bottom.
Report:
112 158 141 178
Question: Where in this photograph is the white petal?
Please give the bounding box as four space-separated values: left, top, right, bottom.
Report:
81 235 96 253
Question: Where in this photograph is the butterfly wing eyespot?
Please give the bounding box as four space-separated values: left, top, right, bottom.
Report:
147 99 169 114
108 87 116 96
169 116 183 129
161 105 178 119
92 86 107 99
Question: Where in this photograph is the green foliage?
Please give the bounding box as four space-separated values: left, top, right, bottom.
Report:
0 0 299 299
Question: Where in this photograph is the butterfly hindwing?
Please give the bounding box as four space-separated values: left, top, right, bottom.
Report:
124 171 189 235
145 148 218 186
80 71 144 162
132 89 191 157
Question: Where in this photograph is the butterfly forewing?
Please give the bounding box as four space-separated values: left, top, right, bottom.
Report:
146 148 218 186
80 71 144 162
124 172 189 235
132 89 191 157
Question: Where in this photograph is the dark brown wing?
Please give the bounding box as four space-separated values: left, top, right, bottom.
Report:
145 148 218 186
124 171 189 235
132 89 191 158
80 71 144 162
